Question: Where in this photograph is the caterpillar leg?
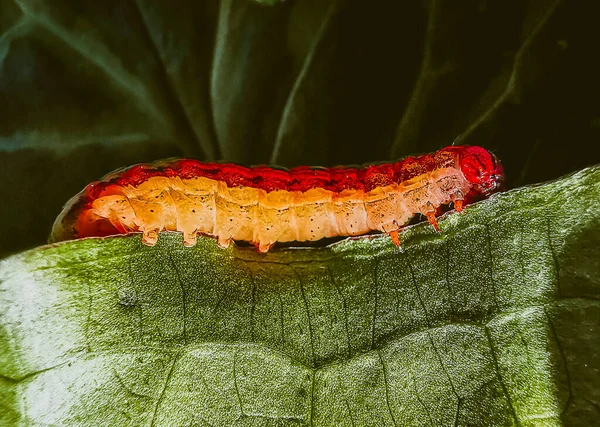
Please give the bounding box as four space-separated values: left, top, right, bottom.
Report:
217 235 232 249
141 228 159 246
254 241 274 254
453 199 464 213
388 230 401 247
451 190 464 213
425 211 440 231
182 230 198 247
421 202 440 232
383 220 402 249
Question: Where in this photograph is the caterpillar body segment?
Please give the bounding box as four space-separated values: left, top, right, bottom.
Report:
50 146 503 252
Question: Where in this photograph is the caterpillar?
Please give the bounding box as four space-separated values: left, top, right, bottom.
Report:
50 146 503 253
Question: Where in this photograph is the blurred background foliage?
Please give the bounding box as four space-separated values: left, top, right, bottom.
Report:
1 0 599 258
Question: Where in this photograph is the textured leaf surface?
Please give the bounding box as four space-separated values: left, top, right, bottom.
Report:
1 166 599 426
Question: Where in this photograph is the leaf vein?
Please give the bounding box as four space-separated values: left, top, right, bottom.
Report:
377 350 398 427
484 326 520 426
149 351 182 427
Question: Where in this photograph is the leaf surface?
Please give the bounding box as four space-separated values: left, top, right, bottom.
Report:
1 166 599 426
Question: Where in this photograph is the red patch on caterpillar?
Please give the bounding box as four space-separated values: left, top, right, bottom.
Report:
50 146 504 253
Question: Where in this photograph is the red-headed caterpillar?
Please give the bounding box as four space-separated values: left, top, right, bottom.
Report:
50 146 504 253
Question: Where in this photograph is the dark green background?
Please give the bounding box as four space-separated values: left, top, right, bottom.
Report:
1 0 599 257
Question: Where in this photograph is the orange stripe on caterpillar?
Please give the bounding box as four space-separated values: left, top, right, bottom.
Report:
50 146 503 252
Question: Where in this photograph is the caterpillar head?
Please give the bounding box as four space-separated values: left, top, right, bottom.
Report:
457 146 504 195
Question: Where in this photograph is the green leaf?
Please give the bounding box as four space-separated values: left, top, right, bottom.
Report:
1 166 599 426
